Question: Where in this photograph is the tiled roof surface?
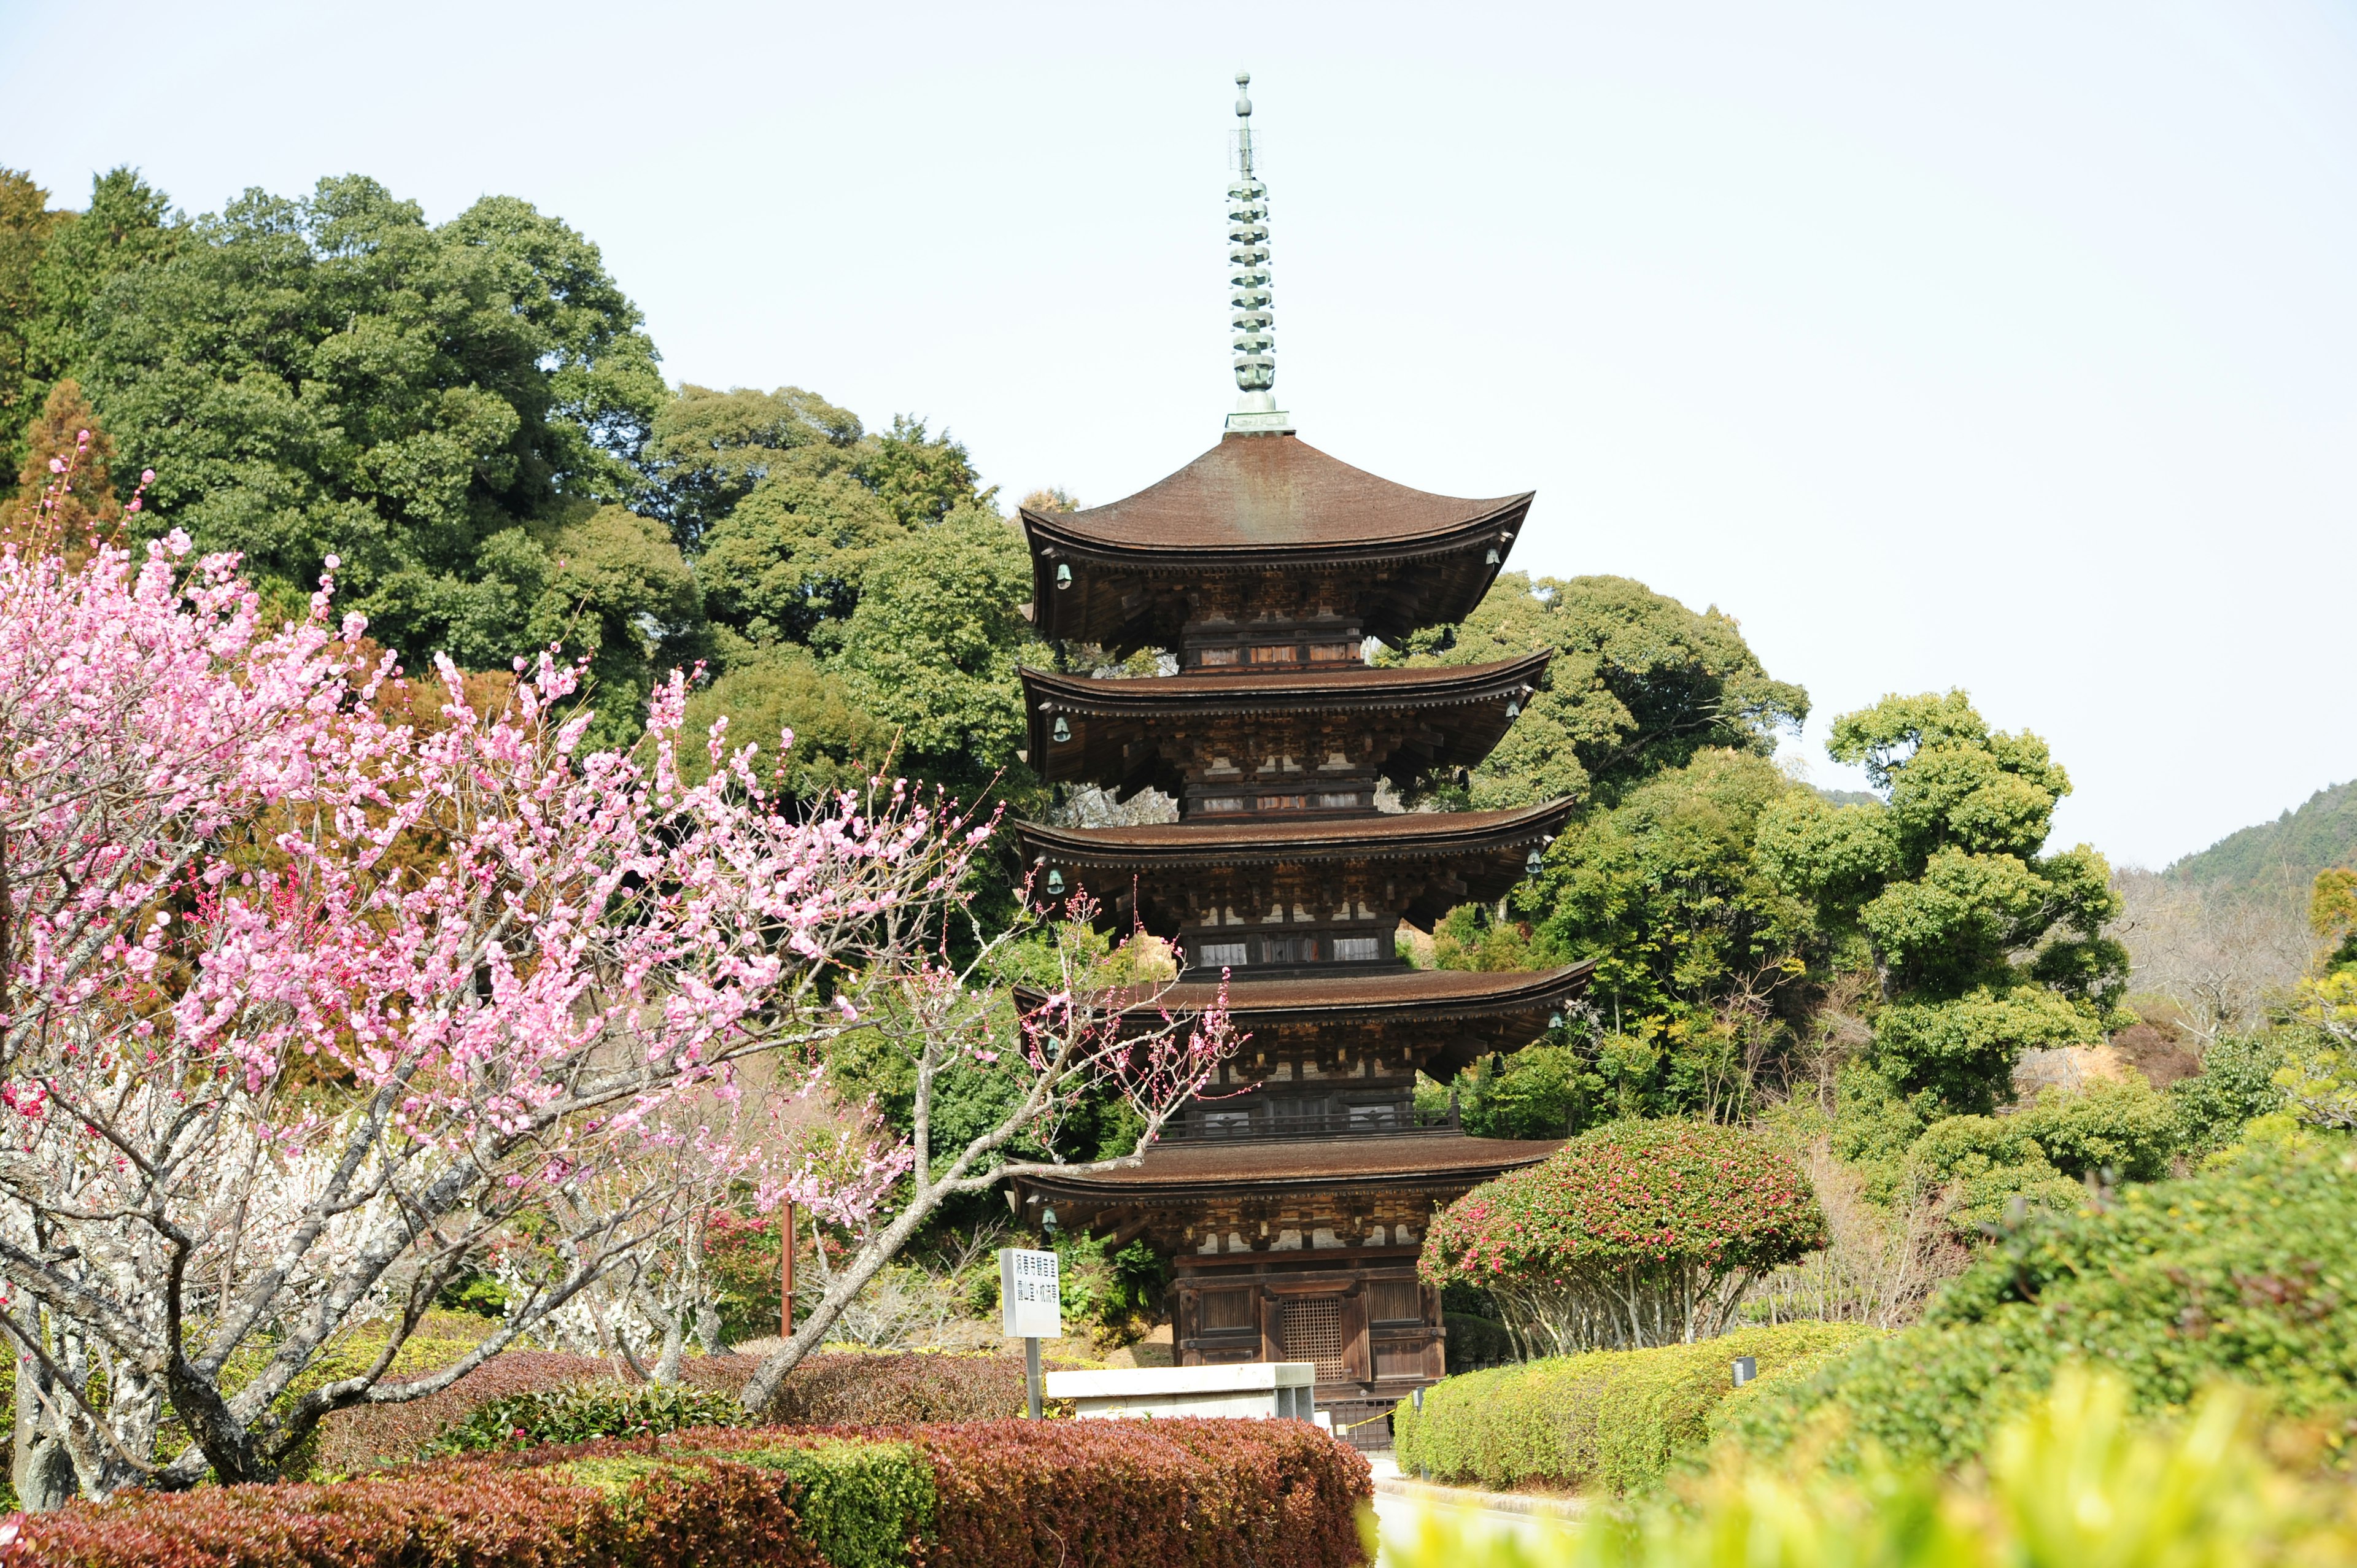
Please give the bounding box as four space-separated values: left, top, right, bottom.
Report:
1016 800 1570 859
1020 1133 1563 1189
1019 651 1550 713
1030 435 1528 552
1061 963 1595 1021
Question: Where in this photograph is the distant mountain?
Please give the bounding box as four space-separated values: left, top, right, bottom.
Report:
2169 779 2357 894
1814 788 1881 809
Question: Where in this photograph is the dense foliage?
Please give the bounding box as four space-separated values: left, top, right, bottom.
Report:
4 1420 1371 1568
1759 691 2127 1113
1393 572 1806 813
1391 1321 1875 1494
1422 1121 1825 1353
1387 1370 2357 1568
1716 1138 2357 1473
424 1382 751 1456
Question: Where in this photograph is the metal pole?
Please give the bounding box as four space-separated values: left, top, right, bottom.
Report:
780 1200 795 1341
1026 1335 1043 1419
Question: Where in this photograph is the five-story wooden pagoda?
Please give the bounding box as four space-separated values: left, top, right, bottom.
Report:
1008 74 1591 1442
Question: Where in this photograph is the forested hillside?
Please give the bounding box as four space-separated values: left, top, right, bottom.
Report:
2167 778 2357 892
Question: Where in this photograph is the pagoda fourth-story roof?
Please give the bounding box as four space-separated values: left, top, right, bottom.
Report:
1023 434 1533 649
1018 650 1551 794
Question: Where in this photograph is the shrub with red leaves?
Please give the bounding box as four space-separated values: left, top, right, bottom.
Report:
1423 1119 1825 1354
310 1351 754 1476
1 1418 1371 1568
897 1418 1369 1568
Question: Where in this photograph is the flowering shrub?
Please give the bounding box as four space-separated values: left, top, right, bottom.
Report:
0 1418 1371 1568
1421 1120 1826 1353
1391 1321 1875 1495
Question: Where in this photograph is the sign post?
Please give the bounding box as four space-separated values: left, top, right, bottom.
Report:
997 1248 1062 1418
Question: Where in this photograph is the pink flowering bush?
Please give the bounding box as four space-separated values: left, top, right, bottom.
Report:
0 503 1236 1506
1421 1120 1826 1354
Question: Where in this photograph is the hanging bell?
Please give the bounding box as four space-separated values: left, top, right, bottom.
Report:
1548 1011 1565 1030
1485 548 1501 566
1055 562 1073 590
1524 847 1545 878
1045 868 1066 896
1504 700 1521 720
1051 716 1072 744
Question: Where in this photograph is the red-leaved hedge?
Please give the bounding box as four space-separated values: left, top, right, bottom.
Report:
311 1350 1091 1475
4 1418 1369 1568
311 1351 752 1476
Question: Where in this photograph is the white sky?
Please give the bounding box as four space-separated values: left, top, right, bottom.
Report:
6 1 2353 869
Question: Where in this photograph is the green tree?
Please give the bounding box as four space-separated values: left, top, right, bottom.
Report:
695 444 904 651
18 169 184 455
1395 573 1808 810
834 506 1036 801
852 412 994 529
676 646 900 802
1758 691 2126 1113
72 176 675 701
643 383 862 548
0 168 61 471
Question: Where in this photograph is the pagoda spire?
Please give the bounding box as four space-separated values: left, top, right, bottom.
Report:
1225 71 1293 434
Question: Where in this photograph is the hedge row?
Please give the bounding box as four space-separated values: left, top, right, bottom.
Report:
313 1349 1086 1475
1717 1137 2357 1473
1390 1320 1878 1495
9 1419 1371 1568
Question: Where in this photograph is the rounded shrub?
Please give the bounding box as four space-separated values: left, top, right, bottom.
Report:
1422 1119 1827 1353
1391 1321 1876 1495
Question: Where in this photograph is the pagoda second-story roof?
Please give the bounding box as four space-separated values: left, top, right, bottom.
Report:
1023 434 1533 649
1013 962 1594 1081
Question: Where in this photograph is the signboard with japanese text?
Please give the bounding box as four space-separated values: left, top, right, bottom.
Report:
998 1248 1064 1339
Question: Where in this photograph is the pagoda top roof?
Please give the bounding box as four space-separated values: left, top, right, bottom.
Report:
1029 434 1530 554
1022 436 1533 649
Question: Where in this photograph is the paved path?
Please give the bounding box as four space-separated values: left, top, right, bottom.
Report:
1363 1454 1581 1566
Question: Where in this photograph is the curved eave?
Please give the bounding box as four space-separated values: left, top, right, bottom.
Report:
1023 496 1533 649
1014 799 1573 871
1020 651 1554 791
1009 1134 1563 1207
1015 961 1594 1081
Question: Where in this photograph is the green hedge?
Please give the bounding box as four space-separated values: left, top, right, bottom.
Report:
7 1418 1371 1568
1718 1137 2357 1473
1390 1321 1878 1495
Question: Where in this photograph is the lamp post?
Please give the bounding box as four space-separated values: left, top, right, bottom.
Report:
780 1200 795 1341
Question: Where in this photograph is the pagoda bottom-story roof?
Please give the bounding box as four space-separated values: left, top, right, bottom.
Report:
1011 1130 1564 1201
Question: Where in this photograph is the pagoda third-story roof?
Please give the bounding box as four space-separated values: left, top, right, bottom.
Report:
1023 434 1534 649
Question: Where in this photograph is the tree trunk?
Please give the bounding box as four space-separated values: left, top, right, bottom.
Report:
12 1321 75 1512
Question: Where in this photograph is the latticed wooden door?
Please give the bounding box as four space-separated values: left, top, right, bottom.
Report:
1279 1294 1347 1380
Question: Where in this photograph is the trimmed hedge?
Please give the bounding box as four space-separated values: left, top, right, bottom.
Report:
6 1419 1371 1568
312 1350 753 1475
751 1351 1088 1426
1390 1321 1878 1495
1719 1138 2357 1473
313 1348 1085 1475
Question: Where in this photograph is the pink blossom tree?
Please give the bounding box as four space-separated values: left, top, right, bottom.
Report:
0 462 1235 1504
